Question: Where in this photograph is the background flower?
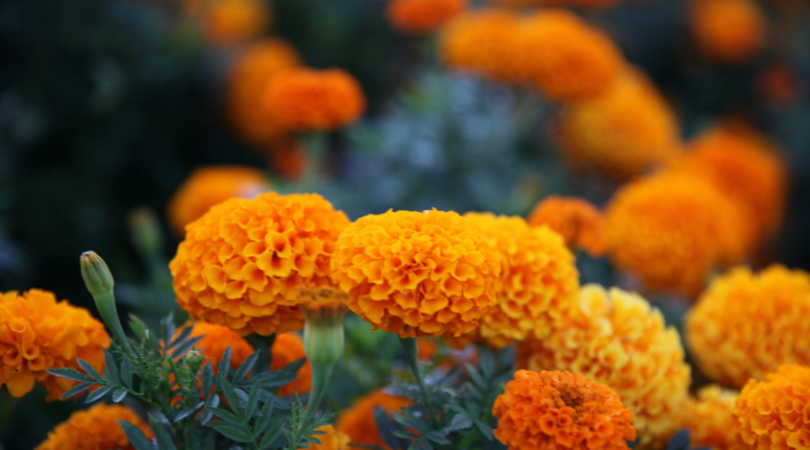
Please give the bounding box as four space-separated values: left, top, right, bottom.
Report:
683 385 740 450
35 403 153 450
336 389 413 449
527 196 607 257
386 0 467 35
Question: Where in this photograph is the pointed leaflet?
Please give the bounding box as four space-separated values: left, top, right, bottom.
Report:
207 420 253 443
60 382 94 400
233 351 260 384
47 368 95 383
104 349 120 385
85 385 113 403
118 421 156 450
112 389 128 403
148 414 177 450
120 359 134 388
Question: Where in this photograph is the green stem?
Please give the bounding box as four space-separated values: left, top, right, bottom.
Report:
399 337 440 426
306 361 334 418
95 291 134 356
299 132 327 192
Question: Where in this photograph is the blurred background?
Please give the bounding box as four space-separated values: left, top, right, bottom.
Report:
1 0 808 447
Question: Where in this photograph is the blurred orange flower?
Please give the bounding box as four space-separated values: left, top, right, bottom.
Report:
528 195 607 257
299 425 351 450
336 390 413 449
266 138 307 181
203 0 270 46
269 333 312 397
690 0 766 64
167 166 270 236
387 0 467 35
35 403 153 450
684 385 740 450
0 289 109 401
492 370 636 450
188 321 254 372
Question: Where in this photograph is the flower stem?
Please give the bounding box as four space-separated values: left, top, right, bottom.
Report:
399 337 439 425
300 132 327 192
306 361 334 418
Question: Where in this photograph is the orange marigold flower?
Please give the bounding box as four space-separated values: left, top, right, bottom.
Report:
270 332 312 397
486 0 622 8
605 172 750 297
167 166 270 236
299 425 351 450
683 385 740 450
690 0 766 64
188 321 254 371
170 192 350 336
331 209 501 338
515 10 622 101
463 213 579 348
227 39 302 146
35 403 153 450
675 123 787 244
527 195 607 257
492 370 636 450
685 265 810 387
336 390 413 448
0 289 109 401
732 364 810 450
556 70 681 181
517 285 691 447
203 0 269 46
387 0 467 35
264 68 366 132
439 8 523 83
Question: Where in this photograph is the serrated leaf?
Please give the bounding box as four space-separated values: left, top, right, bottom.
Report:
208 421 253 443
221 380 244 418
47 368 95 383
184 420 201 450
374 406 400 450
119 420 156 450
244 383 261 419
168 325 194 350
464 363 486 390
255 395 276 434
202 362 214 397
209 407 243 425
76 359 104 381
259 422 284 449
200 394 220 425
112 388 128 403
120 359 134 388
60 382 93 399
446 413 472 432
171 335 204 359
104 349 120 384
148 414 176 450
174 401 205 422
233 351 260 384
217 348 232 389
85 385 113 403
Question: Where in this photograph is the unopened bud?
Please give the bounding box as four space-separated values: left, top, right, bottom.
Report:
128 207 163 261
184 349 205 376
81 251 114 297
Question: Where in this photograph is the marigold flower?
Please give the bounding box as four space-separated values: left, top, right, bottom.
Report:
732 364 810 450
35 403 153 450
463 213 579 348
517 285 691 447
269 332 312 397
0 289 109 400
439 9 523 83
685 265 810 387
227 39 302 146
167 166 270 236
757 63 803 106
528 196 607 257
336 389 413 448
675 123 787 243
486 0 622 8
299 425 351 450
493 370 636 450
387 0 467 35
690 0 766 64
267 137 307 181
515 10 622 101
170 192 350 336
203 0 269 46
331 209 501 338
683 385 740 450
264 68 366 132
605 173 750 296
556 70 681 181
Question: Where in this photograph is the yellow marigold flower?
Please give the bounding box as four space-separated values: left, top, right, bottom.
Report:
515 10 623 101
387 0 467 35
605 173 750 296
690 0 766 64
463 213 579 348
336 389 413 448
202 0 269 46
227 39 302 146
170 192 350 336
685 265 810 387
331 209 501 338
492 370 636 450
35 403 153 450
438 8 523 83
299 425 351 450
684 385 740 450
167 166 270 236
556 70 681 181
0 289 109 401
517 285 691 447
528 195 607 257
732 364 810 450
264 68 366 132
676 123 787 243
270 332 312 397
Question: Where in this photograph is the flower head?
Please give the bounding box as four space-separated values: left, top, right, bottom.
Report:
387 0 467 35
336 389 413 448
556 70 681 181
170 192 350 335
463 213 580 348
167 166 270 236
0 289 109 400
264 68 366 132
517 285 691 447
684 385 740 450
331 209 501 338
35 403 153 450
690 0 766 64
605 173 750 296
732 365 810 449
685 265 810 387
269 333 312 397
227 39 302 146
492 370 636 450
528 196 607 257
202 0 270 46
299 425 351 450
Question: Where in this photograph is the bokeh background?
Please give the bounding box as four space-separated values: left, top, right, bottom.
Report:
1 0 809 447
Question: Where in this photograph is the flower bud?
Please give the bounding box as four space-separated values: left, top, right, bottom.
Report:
184 349 205 377
81 251 114 297
128 207 163 263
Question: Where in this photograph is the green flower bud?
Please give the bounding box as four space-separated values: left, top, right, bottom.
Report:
80 251 114 297
128 207 163 263
184 349 205 377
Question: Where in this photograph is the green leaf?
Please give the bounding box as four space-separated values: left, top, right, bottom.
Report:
281 357 306 374
120 359 134 388
254 393 276 434
258 422 284 450
171 335 204 358
446 414 472 432
473 420 494 440
478 346 495 381
148 414 176 450
208 421 253 443
408 439 433 450
456 427 480 449
208 407 243 425
104 349 120 384
221 380 244 418
217 348 232 389
184 420 201 450
200 394 220 425
464 364 486 390
374 407 399 450
112 388 128 403
129 315 147 341
202 362 214 397
60 382 93 400
245 334 275 373
246 371 297 389
233 351 260 384
174 401 205 423
47 368 95 383
118 420 156 450
85 385 113 403
244 383 261 419
424 431 451 445
168 325 194 349
160 311 176 347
